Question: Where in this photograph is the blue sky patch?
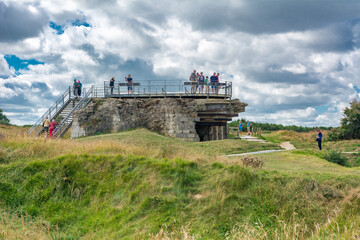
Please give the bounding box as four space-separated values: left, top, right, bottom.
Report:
4 55 44 74
72 19 90 27
354 85 360 93
49 21 65 34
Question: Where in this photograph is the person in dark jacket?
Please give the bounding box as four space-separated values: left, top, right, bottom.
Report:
316 129 323 150
110 77 115 94
77 80 82 97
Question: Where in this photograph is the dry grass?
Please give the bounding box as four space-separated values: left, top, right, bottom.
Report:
0 125 280 166
0 212 52 240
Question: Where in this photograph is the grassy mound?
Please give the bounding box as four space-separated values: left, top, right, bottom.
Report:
0 126 359 239
0 154 359 239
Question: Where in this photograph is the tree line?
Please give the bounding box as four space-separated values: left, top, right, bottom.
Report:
228 119 331 132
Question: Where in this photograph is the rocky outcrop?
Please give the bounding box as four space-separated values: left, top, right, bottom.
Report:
71 98 247 141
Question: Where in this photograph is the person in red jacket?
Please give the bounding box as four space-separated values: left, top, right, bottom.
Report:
49 120 59 139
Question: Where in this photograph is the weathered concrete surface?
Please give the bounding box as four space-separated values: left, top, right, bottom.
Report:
71 98 247 141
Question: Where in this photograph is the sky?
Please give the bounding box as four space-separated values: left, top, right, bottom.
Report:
1 0 360 126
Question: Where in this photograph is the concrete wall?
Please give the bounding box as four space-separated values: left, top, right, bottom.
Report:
71 98 246 141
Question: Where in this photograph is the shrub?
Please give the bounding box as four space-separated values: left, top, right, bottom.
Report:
324 150 349 167
241 156 263 168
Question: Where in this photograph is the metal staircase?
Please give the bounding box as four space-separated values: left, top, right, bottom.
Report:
27 86 93 138
53 86 94 138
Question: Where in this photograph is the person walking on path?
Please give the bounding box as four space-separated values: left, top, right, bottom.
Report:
42 116 50 138
77 80 82 97
110 77 115 94
125 74 133 94
238 120 243 136
49 120 59 139
72 79 79 98
316 129 323 150
247 120 252 135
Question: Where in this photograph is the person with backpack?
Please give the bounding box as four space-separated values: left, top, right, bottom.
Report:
110 77 115 94
72 79 79 98
77 80 82 97
42 116 50 138
247 120 252 135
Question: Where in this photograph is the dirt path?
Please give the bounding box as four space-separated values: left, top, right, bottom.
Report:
226 141 296 157
279 141 296 150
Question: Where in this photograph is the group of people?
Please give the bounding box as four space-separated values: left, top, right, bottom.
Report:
42 116 58 139
109 74 133 94
189 70 220 94
238 120 252 135
72 79 83 98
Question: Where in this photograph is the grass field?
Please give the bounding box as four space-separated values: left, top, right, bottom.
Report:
0 125 359 239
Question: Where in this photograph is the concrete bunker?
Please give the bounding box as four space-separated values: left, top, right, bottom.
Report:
71 98 246 142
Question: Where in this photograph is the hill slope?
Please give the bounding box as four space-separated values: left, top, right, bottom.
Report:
0 126 359 239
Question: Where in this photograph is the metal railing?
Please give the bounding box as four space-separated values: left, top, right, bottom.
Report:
52 86 94 138
97 80 232 99
27 80 233 138
27 86 87 136
27 87 71 136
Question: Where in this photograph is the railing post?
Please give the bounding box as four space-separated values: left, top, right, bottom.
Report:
225 84 227 99
104 81 106 97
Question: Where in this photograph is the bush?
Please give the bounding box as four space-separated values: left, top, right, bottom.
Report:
241 156 264 168
0 109 10 125
324 150 349 167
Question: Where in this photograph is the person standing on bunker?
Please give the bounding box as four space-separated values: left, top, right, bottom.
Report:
125 74 133 94
110 77 115 94
189 70 197 94
198 72 205 94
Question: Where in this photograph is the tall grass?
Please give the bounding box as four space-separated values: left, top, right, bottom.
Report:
0 211 53 240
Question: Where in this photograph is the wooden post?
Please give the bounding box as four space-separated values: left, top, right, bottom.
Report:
259 128 261 138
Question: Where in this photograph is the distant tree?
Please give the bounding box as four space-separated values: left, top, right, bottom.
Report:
329 99 360 140
227 119 331 132
0 109 10 125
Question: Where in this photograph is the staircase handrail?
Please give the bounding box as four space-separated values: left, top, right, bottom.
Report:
53 86 93 138
27 87 71 136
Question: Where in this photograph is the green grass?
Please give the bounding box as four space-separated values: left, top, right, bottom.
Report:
0 153 359 239
81 128 281 156
0 127 360 239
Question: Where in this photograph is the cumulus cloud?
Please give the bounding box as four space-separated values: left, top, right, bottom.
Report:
0 2 48 42
1 0 360 126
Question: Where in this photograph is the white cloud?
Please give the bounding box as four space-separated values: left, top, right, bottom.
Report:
1 0 360 126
